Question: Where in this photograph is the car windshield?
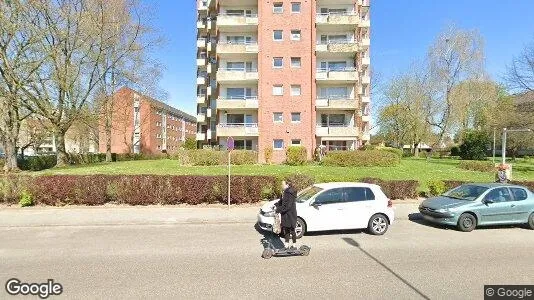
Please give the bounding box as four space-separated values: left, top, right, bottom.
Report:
296 186 323 203
442 185 489 201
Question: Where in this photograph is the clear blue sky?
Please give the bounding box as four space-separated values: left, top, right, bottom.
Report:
145 0 534 115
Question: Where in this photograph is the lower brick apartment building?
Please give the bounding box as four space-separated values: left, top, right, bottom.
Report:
99 87 196 155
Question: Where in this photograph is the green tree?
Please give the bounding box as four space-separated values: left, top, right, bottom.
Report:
184 137 197 150
459 130 490 160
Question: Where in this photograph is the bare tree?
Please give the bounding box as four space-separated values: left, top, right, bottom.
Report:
506 39 534 92
426 25 485 151
17 116 52 158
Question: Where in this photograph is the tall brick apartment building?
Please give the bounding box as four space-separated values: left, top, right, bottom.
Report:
99 87 196 155
196 0 371 163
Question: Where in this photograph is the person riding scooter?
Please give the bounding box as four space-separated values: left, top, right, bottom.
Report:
274 180 298 250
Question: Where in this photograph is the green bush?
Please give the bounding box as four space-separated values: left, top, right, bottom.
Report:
360 144 377 150
264 148 273 164
184 137 197 150
377 147 403 158
187 150 225 166
450 146 461 157
283 173 315 192
0 158 5 169
19 190 33 207
360 178 419 199
459 130 490 160
0 176 31 204
17 155 57 171
228 150 258 165
427 180 446 196
322 150 401 167
458 160 494 172
286 146 307 166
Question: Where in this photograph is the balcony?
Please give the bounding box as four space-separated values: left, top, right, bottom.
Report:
361 56 370 66
359 0 370 9
197 1 207 12
217 42 258 57
360 37 370 47
361 95 370 103
361 132 371 141
361 75 371 84
360 19 370 28
217 68 258 83
316 125 358 137
316 41 358 56
197 94 206 104
207 40 216 52
217 13 258 32
196 76 206 85
197 20 206 30
315 98 357 110
216 123 259 137
196 132 206 141
361 113 371 123
197 38 206 48
316 68 358 83
217 97 259 110
316 12 358 29
197 58 206 66
197 113 206 123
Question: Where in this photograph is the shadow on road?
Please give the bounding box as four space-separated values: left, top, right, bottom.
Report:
408 213 529 231
254 223 285 251
342 237 430 300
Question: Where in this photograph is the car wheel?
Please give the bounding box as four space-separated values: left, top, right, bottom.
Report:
457 213 477 232
527 213 534 230
295 217 306 239
368 214 389 235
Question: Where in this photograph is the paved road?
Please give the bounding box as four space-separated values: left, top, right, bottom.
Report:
1 218 533 299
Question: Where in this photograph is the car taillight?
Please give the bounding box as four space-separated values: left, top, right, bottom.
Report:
387 199 392 207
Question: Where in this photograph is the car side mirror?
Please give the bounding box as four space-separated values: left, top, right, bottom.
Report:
484 199 494 204
312 202 322 208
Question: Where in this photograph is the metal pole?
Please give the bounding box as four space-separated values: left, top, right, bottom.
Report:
501 128 507 165
227 151 231 209
492 128 496 163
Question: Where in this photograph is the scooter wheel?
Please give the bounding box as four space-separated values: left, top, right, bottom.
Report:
262 249 274 259
299 245 310 256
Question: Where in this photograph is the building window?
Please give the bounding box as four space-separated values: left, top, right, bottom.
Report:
273 30 283 41
273 2 283 14
290 85 301 96
291 57 301 68
273 57 283 68
273 112 283 123
291 112 301 123
291 139 301 146
291 2 301 13
273 139 284 150
291 30 301 41
272 85 284 96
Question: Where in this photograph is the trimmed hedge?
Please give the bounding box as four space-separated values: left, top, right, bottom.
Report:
17 155 57 171
286 146 307 166
322 150 401 167
0 175 279 206
458 160 494 172
173 150 258 166
427 180 447 196
360 178 418 199
377 147 403 158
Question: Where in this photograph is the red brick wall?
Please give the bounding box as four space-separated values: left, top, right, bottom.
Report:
257 0 316 163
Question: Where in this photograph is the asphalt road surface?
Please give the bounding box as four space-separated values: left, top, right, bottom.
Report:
1 220 533 299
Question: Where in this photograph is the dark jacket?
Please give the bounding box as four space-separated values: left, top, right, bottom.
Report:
275 186 298 228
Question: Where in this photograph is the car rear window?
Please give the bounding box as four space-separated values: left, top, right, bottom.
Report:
510 188 528 201
344 187 375 202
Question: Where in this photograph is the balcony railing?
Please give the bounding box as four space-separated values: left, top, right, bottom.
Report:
217 13 259 28
316 124 358 137
216 123 259 136
316 67 358 82
316 97 357 109
217 68 259 82
316 12 359 26
217 96 259 109
316 40 358 53
217 41 259 54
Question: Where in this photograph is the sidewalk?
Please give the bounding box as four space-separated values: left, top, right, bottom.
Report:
0 202 421 227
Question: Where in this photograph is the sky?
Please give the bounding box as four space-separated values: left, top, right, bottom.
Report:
144 0 534 115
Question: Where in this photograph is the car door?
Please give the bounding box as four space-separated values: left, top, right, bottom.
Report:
343 187 375 229
478 187 516 225
306 188 347 231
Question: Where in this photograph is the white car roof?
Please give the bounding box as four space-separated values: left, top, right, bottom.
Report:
313 182 379 189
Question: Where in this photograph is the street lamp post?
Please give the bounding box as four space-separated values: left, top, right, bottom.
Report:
501 128 532 165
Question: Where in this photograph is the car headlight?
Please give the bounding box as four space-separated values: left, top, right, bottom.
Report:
437 208 447 213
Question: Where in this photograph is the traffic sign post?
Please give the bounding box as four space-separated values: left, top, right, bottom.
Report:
227 137 234 209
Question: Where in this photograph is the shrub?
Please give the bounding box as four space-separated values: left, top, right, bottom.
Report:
19 190 33 207
450 146 461 157
228 150 258 165
459 130 490 160
360 144 376 151
17 155 57 171
0 176 31 204
510 181 534 192
283 173 315 192
443 181 468 191
0 158 5 169
187 150 225 166
427 180 446 196
377 147 403 158
184 137 197 150
286 146 307 166
264 148 273 164
360 178 418 199
322 150 400 167
458 160 494 172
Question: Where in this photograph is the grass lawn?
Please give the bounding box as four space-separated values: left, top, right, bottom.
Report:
34 158 534 191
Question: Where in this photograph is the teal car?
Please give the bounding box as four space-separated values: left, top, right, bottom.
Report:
419 183 534 232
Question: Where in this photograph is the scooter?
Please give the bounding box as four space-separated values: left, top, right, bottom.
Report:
261 242 311 259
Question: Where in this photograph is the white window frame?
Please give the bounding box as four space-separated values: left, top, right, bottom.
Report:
272 85 284 96
291 30 301 41
291 139 301 146
291 57 301 68
273 139 284 150
273 30 283 41
273 112 283 123
291 112 301 123
273 57 283 69
290 85 301 96
273 2 283 14
291 2 301 13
